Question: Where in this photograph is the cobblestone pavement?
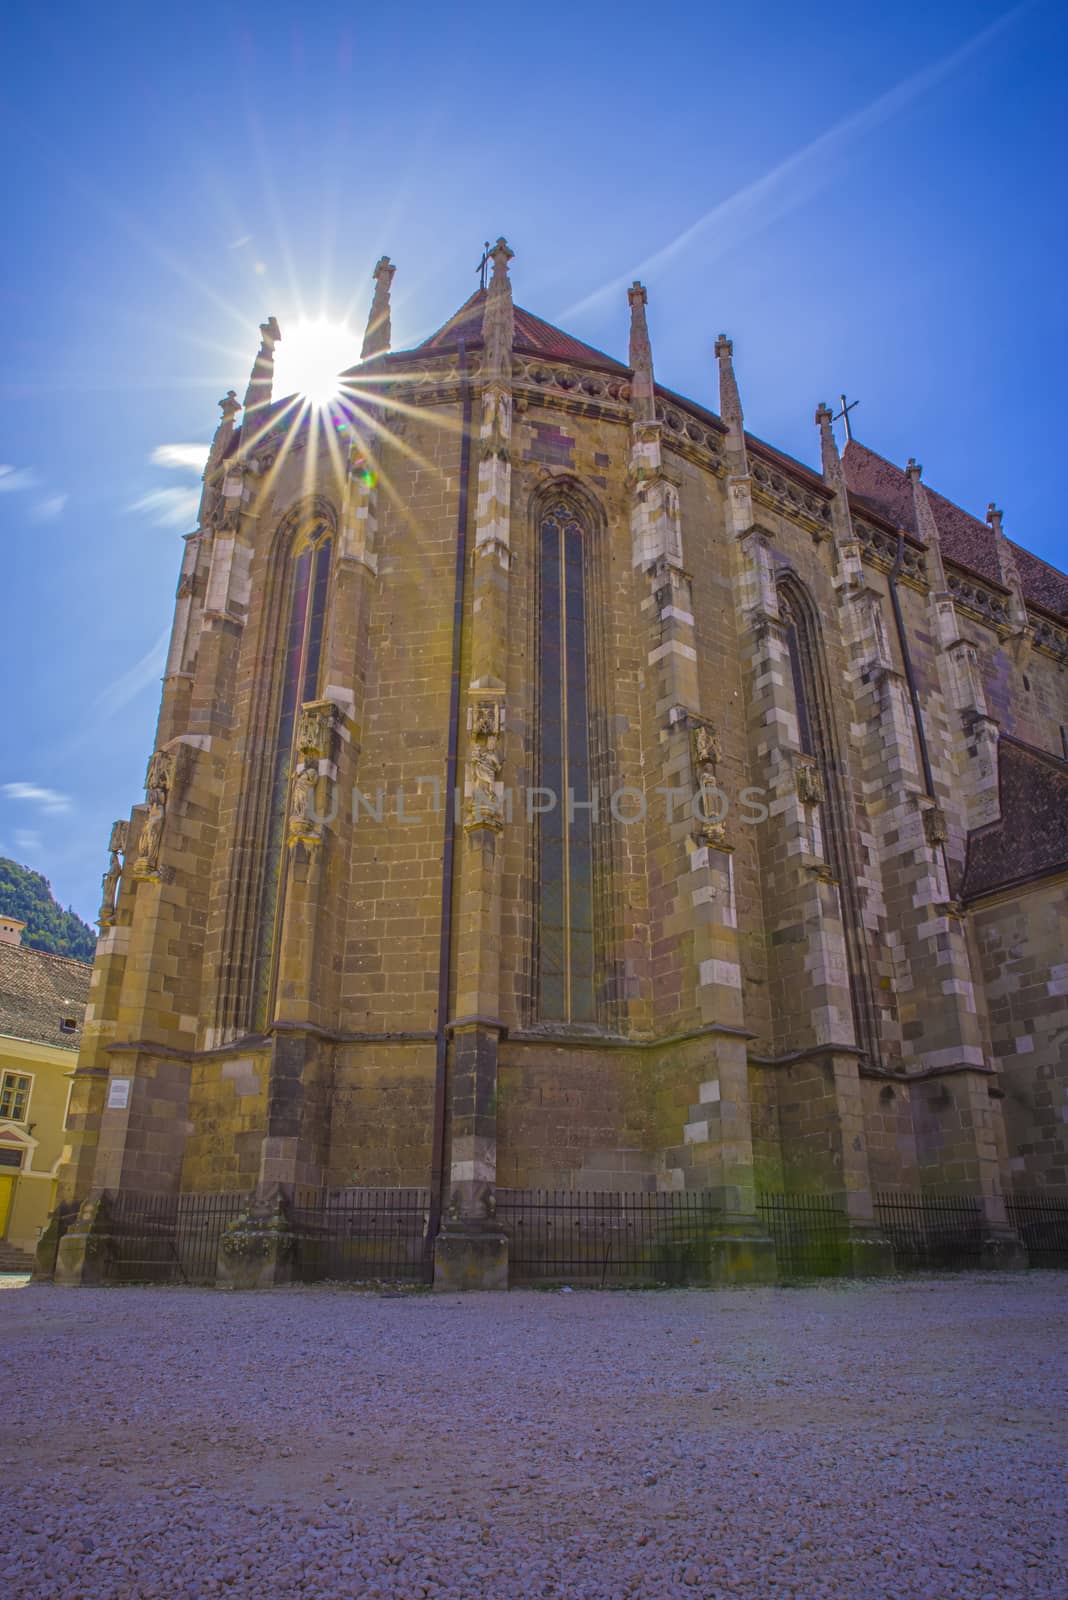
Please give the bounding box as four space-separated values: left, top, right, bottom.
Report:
1 1275 1065 1599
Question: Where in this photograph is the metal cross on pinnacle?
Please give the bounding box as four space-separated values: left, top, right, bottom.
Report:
834 394 860 442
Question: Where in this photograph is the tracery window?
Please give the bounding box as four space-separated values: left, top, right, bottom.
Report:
252 520 332 1026
537 505 596 1023
777 574 880 1065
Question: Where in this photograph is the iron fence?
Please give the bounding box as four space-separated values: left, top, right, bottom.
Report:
495 1188 742 1286
874 1189 984 1270
104 1190 247 1284
291 1186 431 1285
756 1192 850 1279
77 1183 1068 1288
1007 1192 1068 1268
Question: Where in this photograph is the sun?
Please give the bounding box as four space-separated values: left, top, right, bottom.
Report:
273 318 362 407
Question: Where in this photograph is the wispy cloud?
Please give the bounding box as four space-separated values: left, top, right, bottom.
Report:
0 465 42 493
30 493 68 523
151 443 210 472
1 464 69 522
128 487 201 528
2 782 72 815
91 626 170 719
561 2 1034 321
14 829 41 855
229 234 252 250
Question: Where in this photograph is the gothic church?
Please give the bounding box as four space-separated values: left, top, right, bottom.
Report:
54 240 1068 1284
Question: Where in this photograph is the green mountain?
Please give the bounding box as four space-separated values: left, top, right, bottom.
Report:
0 858 96 964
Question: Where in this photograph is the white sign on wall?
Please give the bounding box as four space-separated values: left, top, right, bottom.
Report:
106 1077 132 1111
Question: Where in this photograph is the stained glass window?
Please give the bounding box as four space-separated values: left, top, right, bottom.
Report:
252 522 332 1026
538 508 595 1023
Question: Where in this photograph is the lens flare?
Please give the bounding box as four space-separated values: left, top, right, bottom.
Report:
273 319 361 407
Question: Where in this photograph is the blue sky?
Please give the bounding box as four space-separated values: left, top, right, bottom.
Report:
1 0 1065 924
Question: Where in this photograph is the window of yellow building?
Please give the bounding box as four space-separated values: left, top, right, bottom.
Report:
0 1071 32 1122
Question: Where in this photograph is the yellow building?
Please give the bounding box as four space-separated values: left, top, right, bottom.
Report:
0 916 91 1267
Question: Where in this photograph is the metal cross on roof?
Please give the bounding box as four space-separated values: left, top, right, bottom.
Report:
834 393 860 442
477 241 492 291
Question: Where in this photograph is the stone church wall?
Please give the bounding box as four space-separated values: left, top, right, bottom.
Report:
51 264 1067 1283
971 877 1068 1192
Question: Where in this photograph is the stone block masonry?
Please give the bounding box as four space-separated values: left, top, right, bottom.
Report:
49 242 1068 1285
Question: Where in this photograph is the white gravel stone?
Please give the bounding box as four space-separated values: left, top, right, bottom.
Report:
0 1274 1065 1598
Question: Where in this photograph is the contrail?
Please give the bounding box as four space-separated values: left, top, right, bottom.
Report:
91 626 170 721
560 2 1035 323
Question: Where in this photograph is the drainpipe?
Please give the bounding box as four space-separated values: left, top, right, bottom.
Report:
889 532 937 800
426 339 472 1268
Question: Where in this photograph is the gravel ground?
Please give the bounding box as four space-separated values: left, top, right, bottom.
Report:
0 1274 1064 1600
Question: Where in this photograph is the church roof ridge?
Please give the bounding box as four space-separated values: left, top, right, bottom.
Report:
404 287 631 376
842 439 1068 620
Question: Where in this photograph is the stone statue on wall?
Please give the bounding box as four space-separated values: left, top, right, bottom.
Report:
288 700 335 847
795 756 825 809
465 701 505 831
98 821 128 927
691 718 727 848
132 751 175 880
692 722 722 772
287 763 319 844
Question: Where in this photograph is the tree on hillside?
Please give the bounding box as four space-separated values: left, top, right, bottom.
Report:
0 858 96 964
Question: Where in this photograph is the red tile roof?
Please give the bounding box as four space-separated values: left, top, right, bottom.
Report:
249 289 1068 620
0 942 92 1051
842 441 1067 618
961 736 1068 901
410 288 630 375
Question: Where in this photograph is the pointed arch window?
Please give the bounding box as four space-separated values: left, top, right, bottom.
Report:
537 504 596 1023
252 520 332 1026
777 574 880 1065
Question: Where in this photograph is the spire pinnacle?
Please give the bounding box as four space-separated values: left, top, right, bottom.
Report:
986 502 1028 628
715 335 742 427
628 281 655 423
906 456 943 576
242 317 280 416
715 335 747 471
361 256 396 359
481 236 515 384
815 402 843 482
814 401 855 549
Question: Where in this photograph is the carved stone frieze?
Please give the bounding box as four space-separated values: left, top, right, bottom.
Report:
854 520 928 585
750 458 834 532
945 569 1011 629
1030 612 1068 664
